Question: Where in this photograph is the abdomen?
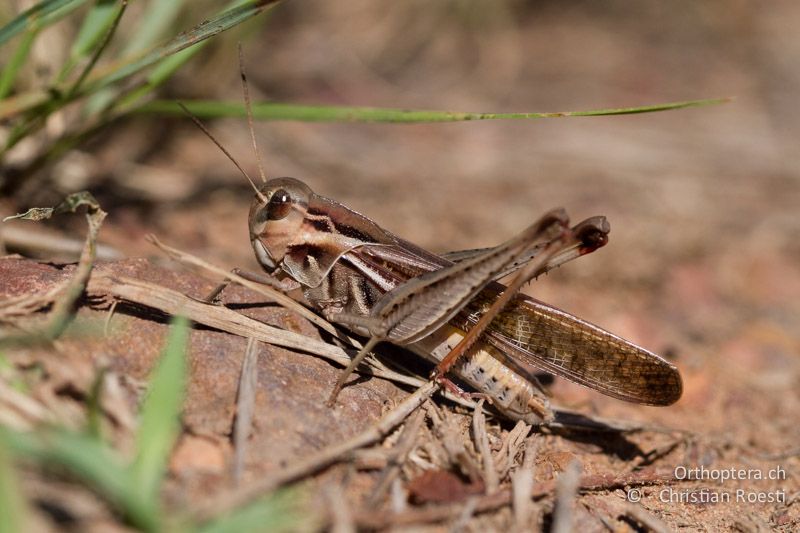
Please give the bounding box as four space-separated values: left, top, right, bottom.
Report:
410 327 553 424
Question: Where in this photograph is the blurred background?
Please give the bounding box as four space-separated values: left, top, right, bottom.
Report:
2 0 799 520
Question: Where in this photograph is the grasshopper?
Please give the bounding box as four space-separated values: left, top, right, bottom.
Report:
195 50 682 425
238 177 682 424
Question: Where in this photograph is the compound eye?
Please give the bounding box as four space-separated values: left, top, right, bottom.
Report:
264 189 291 221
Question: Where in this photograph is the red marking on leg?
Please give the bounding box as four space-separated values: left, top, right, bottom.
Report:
435 376 493 404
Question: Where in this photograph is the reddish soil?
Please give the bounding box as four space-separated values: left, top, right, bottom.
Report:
2 2 799 530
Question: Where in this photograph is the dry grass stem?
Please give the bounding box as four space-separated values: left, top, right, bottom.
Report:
0 283 65 318
450 496 479 531
511 436 538 530
495 420 532 480
0 379 51 430
472 399 499 494
365 408 426 506
390 478 406 513
430 405 482 483
103 300 117 336
324 483 356 533
232 337 260 484
623 503 671 533
0 201 105 345
0 225 121 260
551 459 581 533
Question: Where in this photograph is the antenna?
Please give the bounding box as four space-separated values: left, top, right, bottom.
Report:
238 43 267 183
176 102 267 203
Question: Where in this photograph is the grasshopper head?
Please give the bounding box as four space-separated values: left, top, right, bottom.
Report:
249 177 312 271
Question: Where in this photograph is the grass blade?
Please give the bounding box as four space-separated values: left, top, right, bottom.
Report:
0 426 156 530
131 315 190 506
0 90 49 120
0 437 29 533
136 97 731 123
197 489 317 533
0 26 39 99
80 0 279 95
121 0 187 57
112 0 257 112
66 0 128 97
0 0 88 47
69 0 120 60
0 0 279 122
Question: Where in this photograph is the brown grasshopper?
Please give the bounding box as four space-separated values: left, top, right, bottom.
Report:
236 177 682 424
194 51 682 425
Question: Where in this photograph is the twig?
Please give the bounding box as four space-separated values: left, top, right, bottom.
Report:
193 380 440 522
1 224 121 260
0 193 105 345
324 483 355 533
552 459 581 533
429 402 482 483
494 420 532 480
511 436 538 530
472 399 499 494
0 379 51 429
103 300 118 337
623 503 671 533
232 338 260 484
366 408 426 506
390 478 406 514
450 496 478 532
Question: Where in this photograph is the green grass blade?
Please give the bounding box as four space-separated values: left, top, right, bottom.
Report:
0 0 88 47
0 26 39 99
59 0 125 88
85 369 106 440
0 90 49 120
0 438 29 533
81 0 279 95
70 0 119 59
0 426 157 530
197 489 317 533
65 0 128 97
136 97 731 123
112 0 256 112
131 315 189 505
122 0 187 57
0 1 278 121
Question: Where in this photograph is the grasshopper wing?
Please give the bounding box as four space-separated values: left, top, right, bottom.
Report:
458 286 683 406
